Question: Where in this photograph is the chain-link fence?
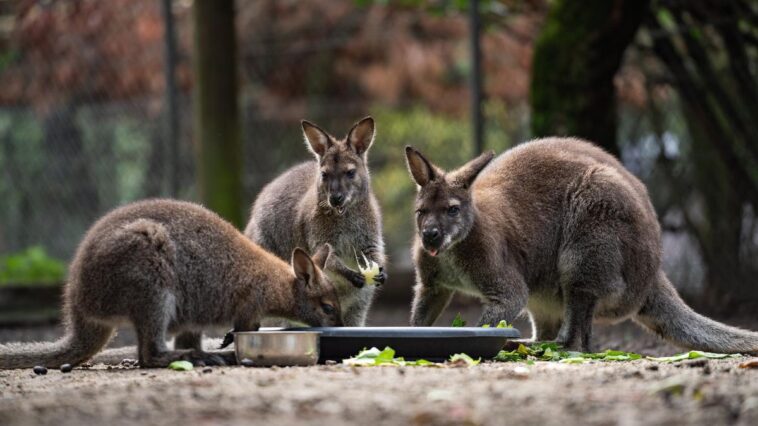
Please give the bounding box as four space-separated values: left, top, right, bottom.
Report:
0 0 537 265
1 0 741 307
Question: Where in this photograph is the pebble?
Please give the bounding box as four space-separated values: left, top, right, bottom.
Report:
682 358 708 368
240 358 255 367
202 367 213 374
33 366 47 375
60 364 73 373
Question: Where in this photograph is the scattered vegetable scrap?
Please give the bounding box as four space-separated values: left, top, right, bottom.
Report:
167 361 194 371
448 353 480 367
739 358 758 369
481 320 512 329
342 347 437 367
494 343 742 364
647 351 741 362
451 314 511 329
343 347 481 367
451 313 466 327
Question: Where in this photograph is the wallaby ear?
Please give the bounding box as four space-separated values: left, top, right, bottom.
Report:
302 120 331 158
291 247 317 286
450 150 495 188
311 243 332 270
405 146 437 187
346 116 375 156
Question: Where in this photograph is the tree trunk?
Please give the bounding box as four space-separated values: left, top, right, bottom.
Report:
192 0 244 228
530 0 650 155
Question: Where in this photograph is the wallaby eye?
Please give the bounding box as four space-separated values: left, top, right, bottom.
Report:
321 303 335 315
447 206 460 217
346 169 356 179
415 209 426 217
320 171 328 179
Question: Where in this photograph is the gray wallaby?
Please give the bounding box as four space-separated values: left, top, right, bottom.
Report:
0 199 341 369
406 138 758 354
244 117 386 326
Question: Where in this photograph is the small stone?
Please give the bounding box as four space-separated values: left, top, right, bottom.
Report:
60 364 73 373
33 366 47 375
682 358 708 368
240 358 255 367
202 367 213 374
646 364 659 371
324 360 337 365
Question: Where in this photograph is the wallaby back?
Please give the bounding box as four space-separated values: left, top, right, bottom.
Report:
406 138 758 354
0 199 341 369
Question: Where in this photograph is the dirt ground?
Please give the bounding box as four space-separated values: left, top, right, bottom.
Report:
1 307 757 426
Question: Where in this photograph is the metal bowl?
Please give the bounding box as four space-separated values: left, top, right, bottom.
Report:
234 331 320 366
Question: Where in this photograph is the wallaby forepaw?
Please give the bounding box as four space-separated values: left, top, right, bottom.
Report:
348 270 366 288
183 351 229 367
373 268 387 286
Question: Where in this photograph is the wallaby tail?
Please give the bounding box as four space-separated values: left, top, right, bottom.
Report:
634 272 758 354
0 313 114 369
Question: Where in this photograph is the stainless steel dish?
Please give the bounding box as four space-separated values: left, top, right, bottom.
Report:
234 331 320 366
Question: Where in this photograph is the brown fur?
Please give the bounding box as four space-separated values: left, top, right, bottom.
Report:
406 138 758 354
245 117 386 326
0 199 341 369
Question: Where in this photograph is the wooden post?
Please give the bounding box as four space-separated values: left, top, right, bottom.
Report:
192 0 244 227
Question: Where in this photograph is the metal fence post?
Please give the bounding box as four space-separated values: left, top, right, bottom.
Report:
161 0 180 196
469 0 484 154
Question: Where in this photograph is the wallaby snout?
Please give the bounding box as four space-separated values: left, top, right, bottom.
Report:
421 226 443 252
329 193 345 207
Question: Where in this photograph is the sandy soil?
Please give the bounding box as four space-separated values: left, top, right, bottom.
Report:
1 308 757 426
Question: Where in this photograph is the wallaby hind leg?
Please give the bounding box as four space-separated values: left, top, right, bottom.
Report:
133 295 229 368
174 331 203 351
556 226 623 352
531 316 563 341
554 289 597 351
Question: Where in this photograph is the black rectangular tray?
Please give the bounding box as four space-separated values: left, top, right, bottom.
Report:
286 327 521 362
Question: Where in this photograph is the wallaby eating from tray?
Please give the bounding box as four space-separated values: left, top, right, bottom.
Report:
0 199 341 369
244 117 386 326
406 138 758 354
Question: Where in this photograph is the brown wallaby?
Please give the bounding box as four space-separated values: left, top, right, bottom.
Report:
244 117 386 326
406 138 758 354
0 199 341 369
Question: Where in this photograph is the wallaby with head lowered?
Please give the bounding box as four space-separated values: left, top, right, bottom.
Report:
244 117 386 326
406 139 758 354
0 199 341 369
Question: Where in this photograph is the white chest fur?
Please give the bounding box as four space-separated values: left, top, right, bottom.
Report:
435 255 482 297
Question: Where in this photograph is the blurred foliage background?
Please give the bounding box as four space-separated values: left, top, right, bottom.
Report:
0 0 755 315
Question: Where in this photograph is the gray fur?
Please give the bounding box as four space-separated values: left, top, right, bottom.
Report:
406 138 758 354
244 117 386 326
0 199 342 369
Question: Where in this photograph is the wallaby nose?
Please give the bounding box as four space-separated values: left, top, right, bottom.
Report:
330 193 345 207
422 227 441 244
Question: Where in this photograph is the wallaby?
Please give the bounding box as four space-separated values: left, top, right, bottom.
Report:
244 117 386 326
0 199 341 369
405 138 758 354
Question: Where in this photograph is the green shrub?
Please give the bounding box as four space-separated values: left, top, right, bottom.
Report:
0 246 66 286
